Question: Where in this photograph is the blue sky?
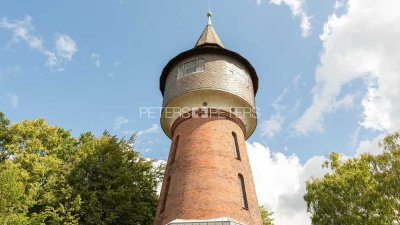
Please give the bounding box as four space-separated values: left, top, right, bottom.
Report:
0 0 357 160
1 1 399 224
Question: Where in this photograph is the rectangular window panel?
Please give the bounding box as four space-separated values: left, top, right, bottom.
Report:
177 58 207 80
197 59 206 71
184 60 197 74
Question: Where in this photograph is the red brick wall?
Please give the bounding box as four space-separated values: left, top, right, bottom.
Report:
153 117 262 225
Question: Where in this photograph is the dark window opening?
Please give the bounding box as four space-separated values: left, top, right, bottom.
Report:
169 135 180 165
238 174 248 209
232 132 241 160
160 176 171 213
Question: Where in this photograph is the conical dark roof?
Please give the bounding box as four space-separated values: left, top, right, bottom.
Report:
195 24 224 48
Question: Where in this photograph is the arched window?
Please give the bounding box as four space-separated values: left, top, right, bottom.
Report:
161 176 171 213
238 174 248 209
232 132 241 160
169 135 180 165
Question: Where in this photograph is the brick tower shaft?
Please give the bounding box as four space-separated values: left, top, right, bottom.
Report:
153 110 262 225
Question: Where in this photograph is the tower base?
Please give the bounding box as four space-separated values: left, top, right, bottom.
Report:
168 217 245 225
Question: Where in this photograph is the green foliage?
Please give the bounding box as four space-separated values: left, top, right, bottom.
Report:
304 132 400 225
68 134 159 225
0 112 162 225
260 206 274 225
0 112 10 161
0 160 29 225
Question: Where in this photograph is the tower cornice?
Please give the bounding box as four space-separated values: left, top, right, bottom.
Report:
170 108 247 137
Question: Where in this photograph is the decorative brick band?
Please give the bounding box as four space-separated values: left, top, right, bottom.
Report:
171 108 246 136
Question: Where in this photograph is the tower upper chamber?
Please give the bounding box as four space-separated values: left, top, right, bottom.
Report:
159 13 258 140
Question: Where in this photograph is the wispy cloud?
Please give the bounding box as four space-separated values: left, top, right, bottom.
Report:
137 124 159 136
123 124 160 137
90 53 101 67
0 15 77 69
260 86 290 138
257 0 311 37
55 34 77 61
261 114 284 137
334 0 345 10
6 93 19 108
113 116 129 130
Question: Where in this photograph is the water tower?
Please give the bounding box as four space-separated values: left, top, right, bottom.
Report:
153 11 262 225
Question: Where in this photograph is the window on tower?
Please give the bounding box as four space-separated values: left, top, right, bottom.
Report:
161 176 171 213
226 62 249 86
169 135 180 165
238 174 248 209
232 132 241 160
177 58 206 79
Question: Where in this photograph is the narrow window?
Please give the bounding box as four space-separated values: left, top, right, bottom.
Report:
197 58 206 71
161 176 171 213
169 135 180 165
177 66 183 79
238 174 248 209
226 61 249 85
232 132 241 160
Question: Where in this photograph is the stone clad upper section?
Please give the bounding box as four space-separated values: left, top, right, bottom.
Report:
195 24 224 48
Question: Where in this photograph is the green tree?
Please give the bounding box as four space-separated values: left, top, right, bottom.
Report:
1 118 81 225
0 112 10 161
0 113 162 225
0 160 29 225
304 132 400 225
68 133 161 225
260 206 274 225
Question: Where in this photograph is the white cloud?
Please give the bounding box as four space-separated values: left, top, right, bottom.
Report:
0 16 77 68
355 133 385 156
152 159 166 195
334 0 345 10
55 34 77 61
332 93 355 110
113 116 129 130
350 126 360 147
261 114 284 137
295 0 400 134
90 53 101 67
137 124 159 136
6 93 19 108
257 0 311 37
247 142 326 225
